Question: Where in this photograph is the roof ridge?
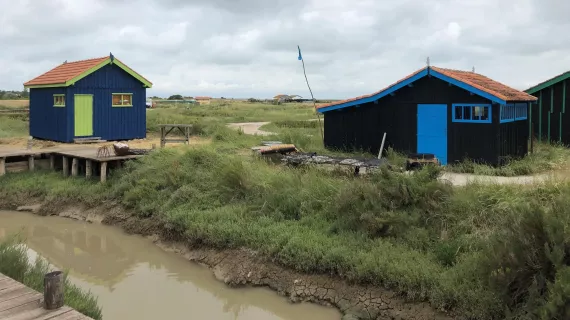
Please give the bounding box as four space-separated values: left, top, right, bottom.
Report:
63 56 108 64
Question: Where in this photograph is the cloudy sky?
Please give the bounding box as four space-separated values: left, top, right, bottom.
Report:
1 0 569 99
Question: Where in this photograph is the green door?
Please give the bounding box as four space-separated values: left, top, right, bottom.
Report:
74 94 93 137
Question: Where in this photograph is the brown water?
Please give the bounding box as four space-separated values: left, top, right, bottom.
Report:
0 211 341 320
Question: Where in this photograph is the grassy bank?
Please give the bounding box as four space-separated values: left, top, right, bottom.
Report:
0 237 102 319
1 143 569 319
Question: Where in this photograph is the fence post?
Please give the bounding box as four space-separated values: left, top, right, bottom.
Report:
44 271 64 310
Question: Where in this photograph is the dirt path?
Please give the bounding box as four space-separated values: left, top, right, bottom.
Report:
440 172 555 186
226 122 275 136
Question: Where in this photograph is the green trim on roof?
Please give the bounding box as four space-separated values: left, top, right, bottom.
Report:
65 58 111 87
525 71 570 94
112 59 153 88
24 56 152 89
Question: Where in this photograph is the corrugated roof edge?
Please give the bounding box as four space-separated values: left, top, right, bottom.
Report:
524 70 570 94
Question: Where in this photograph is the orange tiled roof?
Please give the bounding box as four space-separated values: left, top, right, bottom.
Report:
317 66 536 110
431 66 537 102
24 57 108 86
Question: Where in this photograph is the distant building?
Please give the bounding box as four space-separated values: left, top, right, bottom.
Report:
23 53 152 142
195 96 212 105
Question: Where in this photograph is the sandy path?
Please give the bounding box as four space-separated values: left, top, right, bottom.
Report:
440 172 556 186
227 122 275 136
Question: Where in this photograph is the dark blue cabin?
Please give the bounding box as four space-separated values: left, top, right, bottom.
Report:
23 53 152 143
524 70 570 145
317 66 538 166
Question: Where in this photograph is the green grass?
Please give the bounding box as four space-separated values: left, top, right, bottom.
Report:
0 237 103 319
0 114 29 138
446 142 570 176
1 145 570 319
146 101 317 133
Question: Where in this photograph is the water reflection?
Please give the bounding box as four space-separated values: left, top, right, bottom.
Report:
0 211 340 320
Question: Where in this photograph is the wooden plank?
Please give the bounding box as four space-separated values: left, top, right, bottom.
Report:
49 155 55 170
0 287 35 302
28 156 34 172
0 299 42 318
0 274 92 320
0 292 41 312
0 157 5 176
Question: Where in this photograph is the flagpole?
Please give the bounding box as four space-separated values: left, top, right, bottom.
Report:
298 45 324 145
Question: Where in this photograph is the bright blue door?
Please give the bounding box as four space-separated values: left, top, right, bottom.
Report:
417 104 448 165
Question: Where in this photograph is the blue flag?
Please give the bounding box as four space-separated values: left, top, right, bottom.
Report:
297 45 302 61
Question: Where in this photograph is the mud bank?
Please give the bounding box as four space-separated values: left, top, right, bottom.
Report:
2 197 454 320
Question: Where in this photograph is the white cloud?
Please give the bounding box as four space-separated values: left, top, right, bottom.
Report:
0 0 568 98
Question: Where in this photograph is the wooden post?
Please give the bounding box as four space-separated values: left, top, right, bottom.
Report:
43 271 64 310
71 158 78 176
49 154 55 170
86 160 92 178
530 123 534 154
186 126 190 144
378 132 387 159
160 126 165 148
0 158 5 176
100 162 107 182
62 157 69 176
28 155 34 171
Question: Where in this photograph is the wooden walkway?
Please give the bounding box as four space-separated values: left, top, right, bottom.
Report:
0 273 93 320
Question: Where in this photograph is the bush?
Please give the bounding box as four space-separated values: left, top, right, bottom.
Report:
480 199 570 319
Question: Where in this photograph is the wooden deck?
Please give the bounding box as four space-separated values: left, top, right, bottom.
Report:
0 146 146 182
0 273 93 319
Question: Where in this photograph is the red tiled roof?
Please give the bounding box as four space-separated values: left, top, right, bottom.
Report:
431 66 537 102
24 57 108 86
317 66 537 110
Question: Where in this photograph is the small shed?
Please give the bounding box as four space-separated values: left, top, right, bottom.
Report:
317 66 537 166
194 96 212 105
23 53 152 143
524 70 570 144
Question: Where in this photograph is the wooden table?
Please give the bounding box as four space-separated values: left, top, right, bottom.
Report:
159 124 192 148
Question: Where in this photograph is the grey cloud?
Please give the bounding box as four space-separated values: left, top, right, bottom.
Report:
1 0 569 98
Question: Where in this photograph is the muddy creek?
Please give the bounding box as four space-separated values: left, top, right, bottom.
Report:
0 211 341 320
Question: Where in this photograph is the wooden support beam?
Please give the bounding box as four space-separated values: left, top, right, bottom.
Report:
100 162 107 182
0 158 5 176
43 271 64 310
86 160 92 178
71 158 78 176
62 156 69 176
49 154 55 170
28 156 34 171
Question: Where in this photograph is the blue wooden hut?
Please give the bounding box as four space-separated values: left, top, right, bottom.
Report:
23 53 152 143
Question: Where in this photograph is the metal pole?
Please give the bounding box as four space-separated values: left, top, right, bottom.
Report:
378 132 387 159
